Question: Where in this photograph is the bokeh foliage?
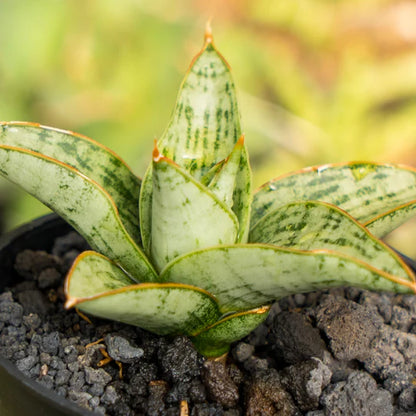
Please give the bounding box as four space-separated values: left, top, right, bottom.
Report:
0 0 415 253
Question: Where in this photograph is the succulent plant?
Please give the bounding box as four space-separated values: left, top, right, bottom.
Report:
1 30 416 357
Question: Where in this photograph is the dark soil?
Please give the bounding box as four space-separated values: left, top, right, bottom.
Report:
1 231 416 415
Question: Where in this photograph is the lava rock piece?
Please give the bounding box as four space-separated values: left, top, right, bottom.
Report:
14 250 62 279
16 289 52 315
281 358 332 412
147 380 169 416
398 386 416 410
0 293 23 326
316 296 382 361
202 360 239 408
359 291 393 323
84 366 112 386
105 334 144 363
320 371 393 416
244 368 300 416
232 342 254 362
16 355 37 373
52 231 90 257
363 328 416 394
101 384 119 405
271 311 327 365
41 331 60 355
158 336 201 383
37 268 62 289
191 402 224 415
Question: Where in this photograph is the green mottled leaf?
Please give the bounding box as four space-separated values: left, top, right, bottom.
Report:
0 146 156 281
249 200 414 280
208 136 252 243
65 251 221 335
191 306 270 357
200 159 226 186
364 199 416 238
158 38 242 179
151 152 238 271
251 162 416 237
65 251 136 298
208 137 243 207
139 164 153 255
233 145 252 243
0 122 141 243
161 245 415 312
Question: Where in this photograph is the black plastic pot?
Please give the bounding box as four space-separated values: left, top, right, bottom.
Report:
0 214 91 416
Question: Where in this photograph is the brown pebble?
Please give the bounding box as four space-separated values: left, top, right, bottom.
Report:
202 360 239 408
245 369 299 416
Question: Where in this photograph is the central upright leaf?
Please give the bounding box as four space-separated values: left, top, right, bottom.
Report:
140 34 252 254
151 149 238 271
158 40 242 179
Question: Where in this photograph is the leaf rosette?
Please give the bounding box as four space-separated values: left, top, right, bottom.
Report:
0 30 416 356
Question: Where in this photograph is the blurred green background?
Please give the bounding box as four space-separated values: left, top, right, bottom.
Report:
0 0 415 254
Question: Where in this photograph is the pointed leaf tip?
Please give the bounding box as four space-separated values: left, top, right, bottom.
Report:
153 140 162 162
205 19 213 44
64 298 78 310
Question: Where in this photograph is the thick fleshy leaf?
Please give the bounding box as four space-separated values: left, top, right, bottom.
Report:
151 151 238 271
191 306 270 357
158 34 242 179
139 164 153 255
251 162 416 238
233 145 252 243
208 136 243 207
0 146 156 281
208 136 252 243
140 33 244 252
249 200 414 281
200 160 226 186
364 199 416 238
161 245 416 312
65 251 221 335
0 122 141 243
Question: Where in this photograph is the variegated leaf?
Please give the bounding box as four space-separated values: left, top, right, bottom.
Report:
208 136 252 243
251 162 416 238
233 145 252 243
151 150 238 271
249 200 414 280
200 160 226 186
0 122 141 243
139 164 153 255
208 136 243 207
364 199 416 238
191 306 270 357
65 251 221 335
161 245 416 312
158 35 242 179
0 146 156 281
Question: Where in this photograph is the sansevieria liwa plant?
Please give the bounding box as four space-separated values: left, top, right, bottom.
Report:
1 31 416 357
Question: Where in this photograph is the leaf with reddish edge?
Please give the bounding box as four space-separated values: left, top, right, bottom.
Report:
65 251 221 336
0 146 156 281
157 30 242 180
151 145 238 272
251 162 416 238
160 244 416 313
0 122 141 244
249 200 415 283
